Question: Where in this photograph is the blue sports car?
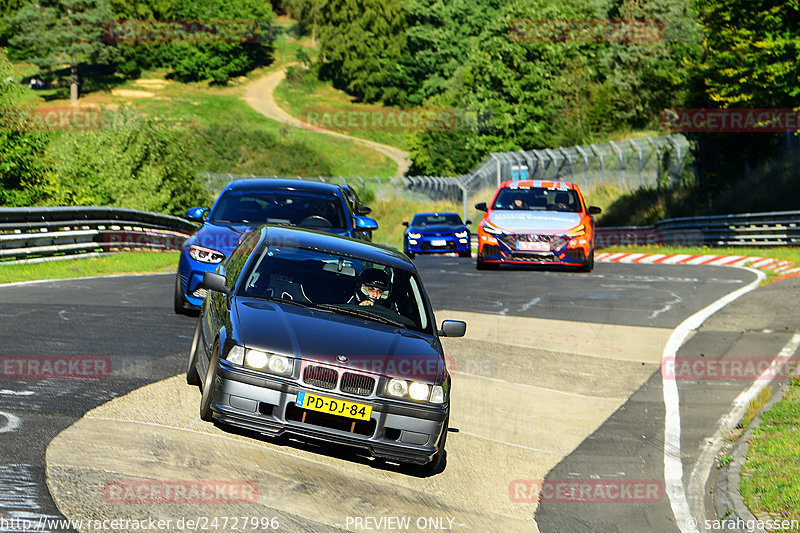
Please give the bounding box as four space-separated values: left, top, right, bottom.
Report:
174 179 378 314
402 212 471 259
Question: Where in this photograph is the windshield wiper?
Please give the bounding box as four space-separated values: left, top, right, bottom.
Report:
251 295 319 310
315 304 405 328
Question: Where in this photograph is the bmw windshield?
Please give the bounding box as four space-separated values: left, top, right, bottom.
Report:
239 247 434 334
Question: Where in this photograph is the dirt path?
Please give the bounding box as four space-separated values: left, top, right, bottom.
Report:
243 65 411 178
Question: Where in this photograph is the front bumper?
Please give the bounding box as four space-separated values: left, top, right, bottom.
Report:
210 362 449 465
178 252 221 309
478 232 591 265
406 235 470 255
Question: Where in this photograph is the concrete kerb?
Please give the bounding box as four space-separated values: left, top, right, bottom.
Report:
596 252 800 279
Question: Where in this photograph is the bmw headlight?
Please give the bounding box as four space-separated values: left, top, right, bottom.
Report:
386 378 408 398
225 345 245 365
408 232 422 239
454 231 468 238
408 382 430 401
244 348 293 376
384 379 443 404
189 244 225 264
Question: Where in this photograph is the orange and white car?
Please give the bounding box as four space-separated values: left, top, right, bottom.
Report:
474 180 601 271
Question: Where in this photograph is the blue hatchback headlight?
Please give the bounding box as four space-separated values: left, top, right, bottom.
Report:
408 232 422 239
189 245 225 264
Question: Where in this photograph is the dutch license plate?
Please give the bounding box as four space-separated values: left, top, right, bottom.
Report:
431 239 447 246
517 241 549 252
296 391 372 421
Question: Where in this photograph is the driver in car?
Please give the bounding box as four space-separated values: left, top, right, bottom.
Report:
352 268 394 309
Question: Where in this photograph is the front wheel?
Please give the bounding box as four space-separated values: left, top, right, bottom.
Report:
199 346 220 422
476 256 498 270
458 250 471 258
173 274 187 315
579 250 595 273
186 320 203 386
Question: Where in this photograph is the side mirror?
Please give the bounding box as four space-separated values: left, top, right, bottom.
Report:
201 272 229 295
588 206 602 215
402 221 409 227
356 216 379 231
438 320 466 338
465 219 472 225
185 207 209 222
474 202 488 212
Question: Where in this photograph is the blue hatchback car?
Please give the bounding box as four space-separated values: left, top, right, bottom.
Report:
402 212 471 259
174 179 378 313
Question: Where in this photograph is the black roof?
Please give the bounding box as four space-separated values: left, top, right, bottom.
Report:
261 226 414 271
223 179 343 195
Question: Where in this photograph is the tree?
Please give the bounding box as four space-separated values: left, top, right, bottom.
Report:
0 49 54 206
9 0 116 102
316 0 407 102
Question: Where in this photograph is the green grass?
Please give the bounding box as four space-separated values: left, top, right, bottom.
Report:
274 72 410 150
12 18 397 180
0 251 179 284
740 378 800 529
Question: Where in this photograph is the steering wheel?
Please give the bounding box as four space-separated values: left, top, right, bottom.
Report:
300 215 332 228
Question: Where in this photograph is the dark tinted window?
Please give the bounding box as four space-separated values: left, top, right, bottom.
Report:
210 190 347 229
411 213 463 226
493 187 581 212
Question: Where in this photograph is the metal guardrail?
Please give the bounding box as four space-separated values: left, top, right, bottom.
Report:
597 210 800 248
0 207 198 263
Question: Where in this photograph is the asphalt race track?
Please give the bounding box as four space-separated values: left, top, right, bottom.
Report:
2 258 797 533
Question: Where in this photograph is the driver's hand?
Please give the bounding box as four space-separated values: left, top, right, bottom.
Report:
359 300 374 306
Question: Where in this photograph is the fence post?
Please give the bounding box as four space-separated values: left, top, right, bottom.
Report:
574 145 590 189
608 141 624 188
629 139 643 189
647 138 661 188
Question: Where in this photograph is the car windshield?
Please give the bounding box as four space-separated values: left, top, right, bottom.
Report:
239 247 432 333
209 190 347 229
411 214 463 226
493 187 581 213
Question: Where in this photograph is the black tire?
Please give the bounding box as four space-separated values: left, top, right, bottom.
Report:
421 415 449 474
580 250 595 273
186 320 202 386
458 250 471 258
173 274 187 315
476 255 497 270
199 345 220 422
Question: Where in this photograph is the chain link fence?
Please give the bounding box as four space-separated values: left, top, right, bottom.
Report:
199 134 696 224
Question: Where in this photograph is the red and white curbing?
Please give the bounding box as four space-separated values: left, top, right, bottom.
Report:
596 252 800 278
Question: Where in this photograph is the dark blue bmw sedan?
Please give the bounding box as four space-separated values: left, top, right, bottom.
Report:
174 179 378 313
402 212 471 259
188 226 466 473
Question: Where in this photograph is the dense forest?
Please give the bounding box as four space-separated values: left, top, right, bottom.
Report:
2 0 799 215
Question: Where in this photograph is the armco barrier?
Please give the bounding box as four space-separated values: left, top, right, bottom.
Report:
597 210 800 248
0 207 198 262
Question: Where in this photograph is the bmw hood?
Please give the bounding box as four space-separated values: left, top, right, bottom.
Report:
487 211 582 233
189 222 255 254
234 299 445 381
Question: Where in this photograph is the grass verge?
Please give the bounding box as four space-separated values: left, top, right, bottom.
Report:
740 376 800 529
0 252 179 284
